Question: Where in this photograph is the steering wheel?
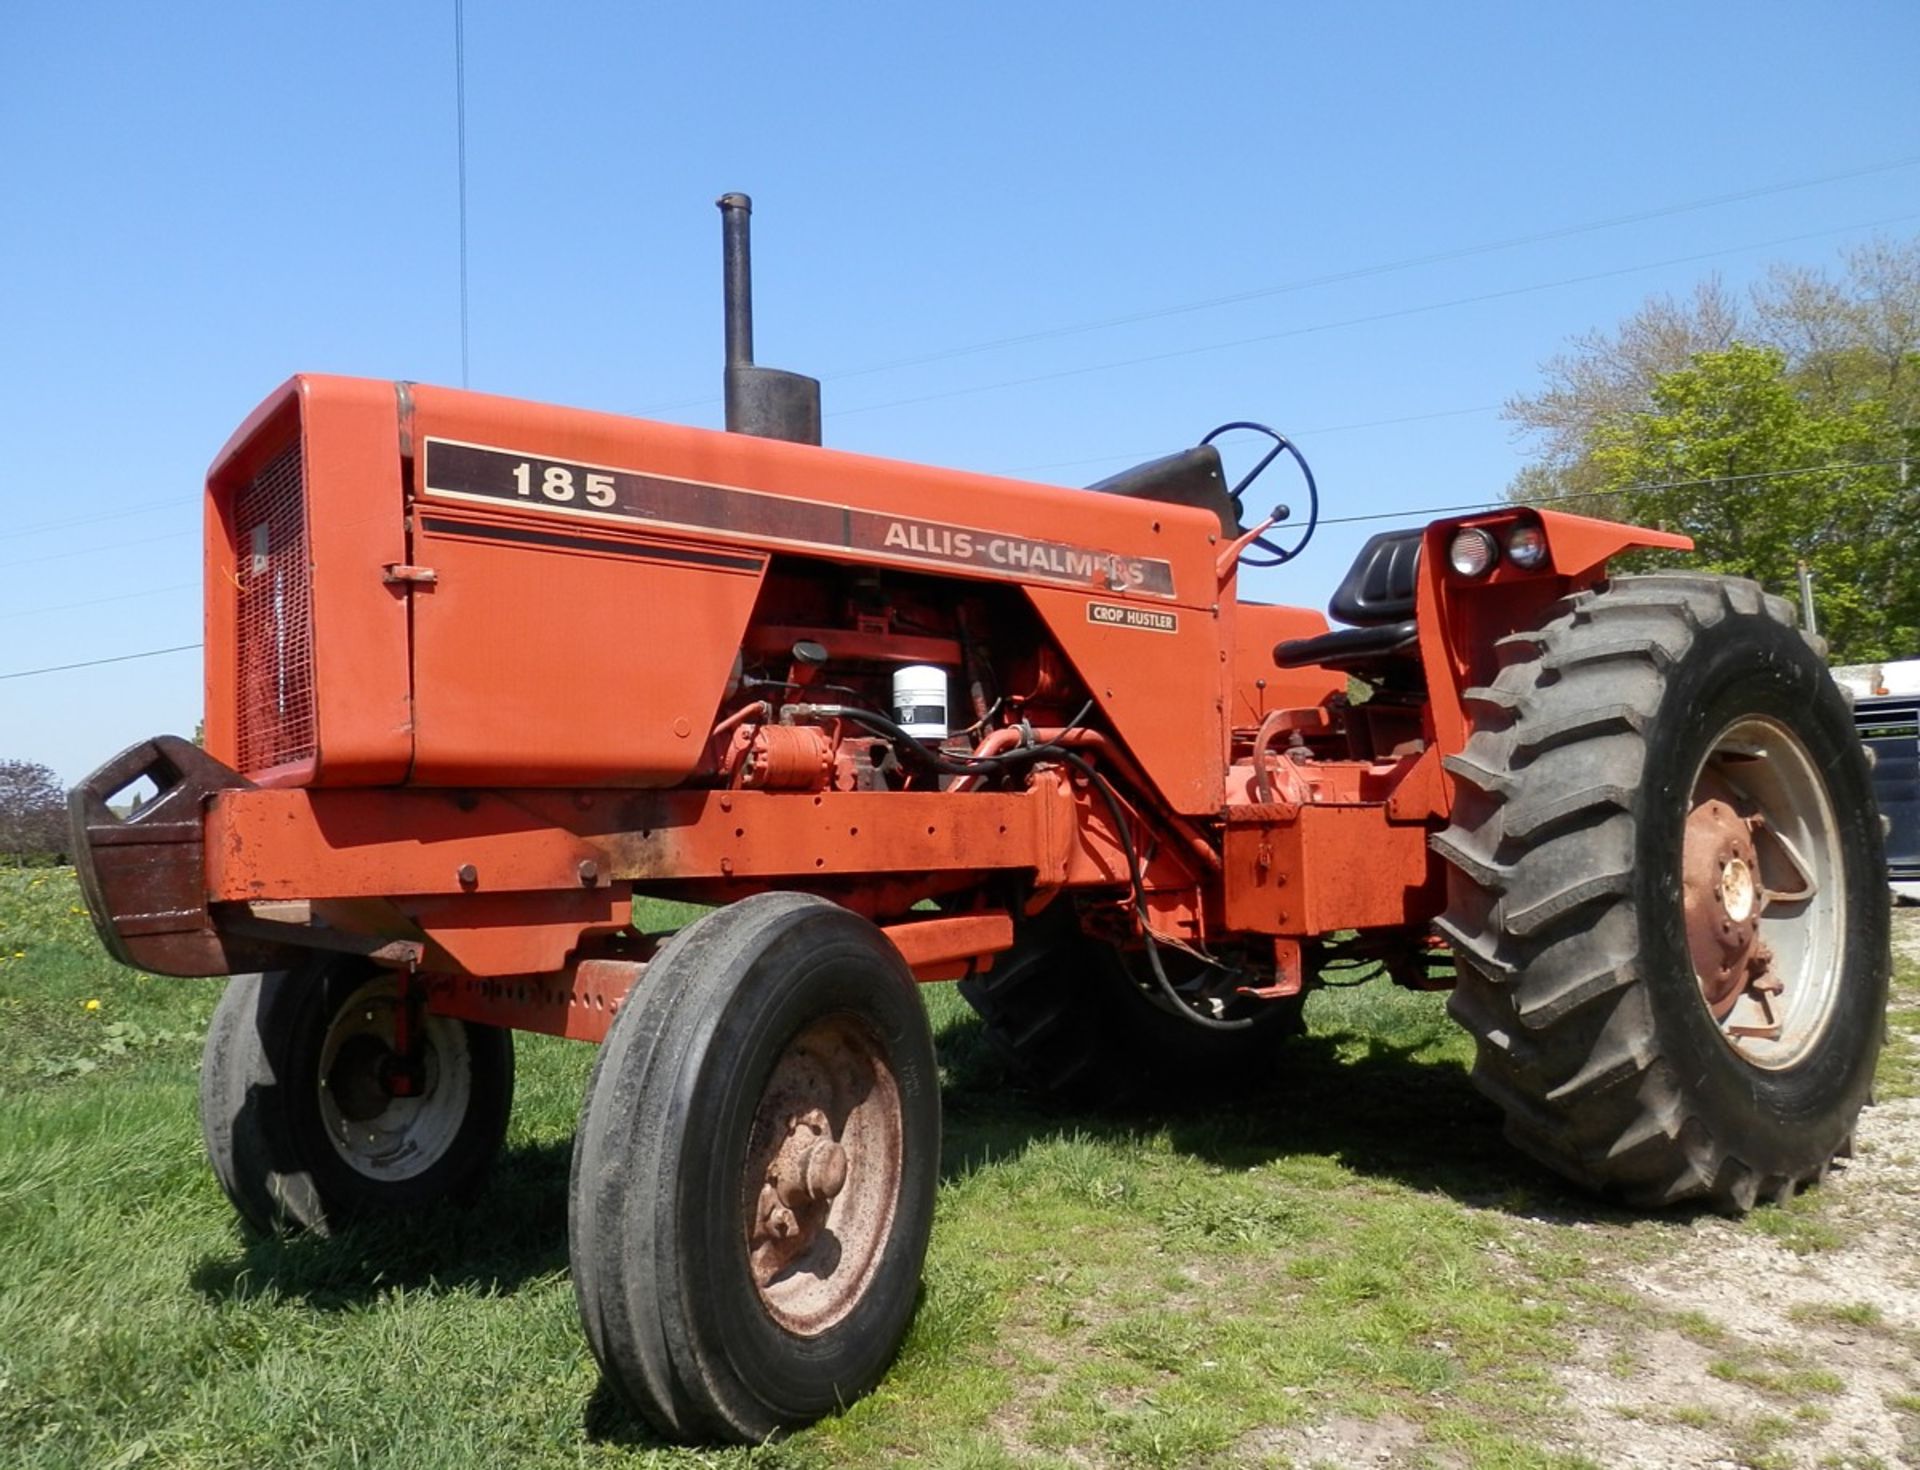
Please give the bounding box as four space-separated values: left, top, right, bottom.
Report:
1201 421 1320 567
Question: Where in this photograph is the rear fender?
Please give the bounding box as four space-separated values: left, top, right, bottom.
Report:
1415 508 1693 758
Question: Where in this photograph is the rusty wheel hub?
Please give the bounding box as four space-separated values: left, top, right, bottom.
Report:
1680 717 1838 1067
1682 783 1774 1018
744 1013 903 1336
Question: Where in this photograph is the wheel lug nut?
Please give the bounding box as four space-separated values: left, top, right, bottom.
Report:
801 1140 849 1202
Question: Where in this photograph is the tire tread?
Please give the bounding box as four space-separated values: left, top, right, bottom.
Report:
1433 573 1879 1211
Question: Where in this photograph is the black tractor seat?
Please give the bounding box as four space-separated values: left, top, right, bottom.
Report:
1274 618 1418 669
1274 528 1422 673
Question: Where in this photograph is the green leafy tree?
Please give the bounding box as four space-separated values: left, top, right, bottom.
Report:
1581 344 1917 661
0 759 67 864
1506 236 1920 663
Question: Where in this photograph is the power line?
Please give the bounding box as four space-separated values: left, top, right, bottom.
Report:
831 212 1920 420
0 582 198 623
0 528 195 572
1317 456 1915 530
1000 404 1501 478
455 0 471 389
0 496 187 544
824 156 1920 386
636 153 1920 416
13 460 1906 679
0 644 201 682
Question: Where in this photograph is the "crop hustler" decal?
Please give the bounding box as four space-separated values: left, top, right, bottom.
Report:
1085 600 1178 633
421 439 1178 599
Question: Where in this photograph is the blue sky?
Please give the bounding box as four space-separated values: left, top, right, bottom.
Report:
4 2 1918 785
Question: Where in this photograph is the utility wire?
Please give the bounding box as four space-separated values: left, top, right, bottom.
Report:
0 644 201 682
830 212 1920 420
826 155 1920 385
1002 404 1501 477
455 0 470 388
12 460 1905 679
0 582 197 623
0 529 195 572
0 497 185 544
636 154 1920 416
1316 456 1916 529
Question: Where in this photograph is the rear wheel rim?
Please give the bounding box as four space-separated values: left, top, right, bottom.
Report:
1681 714 1845 1069
742 1011 903 1336
316 976 473 1181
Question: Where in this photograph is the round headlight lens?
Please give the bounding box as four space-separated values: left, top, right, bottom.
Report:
1506 524 1548 569
1448 527 1498 577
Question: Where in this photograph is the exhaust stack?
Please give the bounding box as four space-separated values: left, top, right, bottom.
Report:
718 193 822 446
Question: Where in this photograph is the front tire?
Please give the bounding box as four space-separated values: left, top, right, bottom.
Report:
199 960 515 1235
569 893 940 1443
1434 573 1888 1210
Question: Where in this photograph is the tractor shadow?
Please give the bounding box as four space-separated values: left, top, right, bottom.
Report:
189 984 1678 1323
184 983 1694 1455
931 991 1684 1230
187 1137 573 1309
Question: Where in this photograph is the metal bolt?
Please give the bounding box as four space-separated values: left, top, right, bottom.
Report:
578 859 599 886
456 863 478 887
801 1139 849 1202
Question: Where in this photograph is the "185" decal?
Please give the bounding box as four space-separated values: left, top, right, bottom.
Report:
511 460 617 507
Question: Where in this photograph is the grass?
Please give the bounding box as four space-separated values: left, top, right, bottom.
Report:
1 867 1915 1468
1789 1301 1885 1330
1705 1351 1846 1401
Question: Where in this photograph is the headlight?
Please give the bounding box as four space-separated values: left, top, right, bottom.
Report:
1448 527 1498 578
1505 523 1548 569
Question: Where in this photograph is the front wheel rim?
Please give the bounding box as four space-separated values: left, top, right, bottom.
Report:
1681 714 1846 1070
741 1011 904 1337
316 977 474 1181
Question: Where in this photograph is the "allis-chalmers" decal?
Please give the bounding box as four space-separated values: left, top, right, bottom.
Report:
421 439 1178 599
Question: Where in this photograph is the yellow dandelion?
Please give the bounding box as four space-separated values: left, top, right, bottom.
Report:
84 998 101 1012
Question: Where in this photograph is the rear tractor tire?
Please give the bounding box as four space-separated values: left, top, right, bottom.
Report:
958 916 1305 1107
1435 573 1889 1211
199 960 515 1235
569 893 940 1444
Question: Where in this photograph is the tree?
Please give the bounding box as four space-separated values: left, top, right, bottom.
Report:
1505 236 1920 662
1584 344 1917 661
1507 277 1743 477
0 759 68 863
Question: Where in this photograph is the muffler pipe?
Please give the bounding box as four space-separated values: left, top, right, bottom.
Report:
718 192 755 374
717 192 822 446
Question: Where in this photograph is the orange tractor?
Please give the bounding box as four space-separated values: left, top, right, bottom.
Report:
74 196 1888 1442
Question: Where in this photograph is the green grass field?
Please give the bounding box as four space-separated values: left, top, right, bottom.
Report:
2 867 1915 1469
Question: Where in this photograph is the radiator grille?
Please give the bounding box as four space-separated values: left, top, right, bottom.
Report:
233 442 316 773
